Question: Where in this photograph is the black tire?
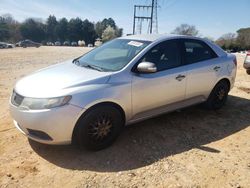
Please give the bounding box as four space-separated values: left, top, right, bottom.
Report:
204 80 230 110
246 70 250 75
73 105 124 150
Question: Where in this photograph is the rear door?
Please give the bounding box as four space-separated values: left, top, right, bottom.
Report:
180 39 220 99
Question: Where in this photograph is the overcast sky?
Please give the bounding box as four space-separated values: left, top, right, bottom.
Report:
1 0 250 39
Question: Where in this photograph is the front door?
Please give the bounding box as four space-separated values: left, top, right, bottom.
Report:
131 39 187 119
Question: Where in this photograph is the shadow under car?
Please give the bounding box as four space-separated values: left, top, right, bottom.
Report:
29 95 250 172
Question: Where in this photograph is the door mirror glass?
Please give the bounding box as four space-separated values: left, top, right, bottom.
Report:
137 62 157 73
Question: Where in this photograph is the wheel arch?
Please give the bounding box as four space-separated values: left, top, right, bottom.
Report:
71 101 126 144
215 77 231 90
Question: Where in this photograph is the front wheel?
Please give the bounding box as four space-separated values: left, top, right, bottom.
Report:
246 70 250 75
73 105 124 150
204 80 229 110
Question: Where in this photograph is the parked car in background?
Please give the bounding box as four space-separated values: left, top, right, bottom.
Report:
20 40 41 48
71 41 78 46
0 42 14 48
95 38 102 47
63 41 70 46
55 41 61 46
244 51 250 75
0 42 7 49
78 40 85 46
15 41 21 47
6 43 15 48
46 42 54 46
87 44 93 47
9 34 237 150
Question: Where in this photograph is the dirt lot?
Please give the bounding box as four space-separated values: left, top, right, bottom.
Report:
0 47 249 188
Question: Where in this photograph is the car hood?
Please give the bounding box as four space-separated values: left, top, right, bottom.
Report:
14 60 113 98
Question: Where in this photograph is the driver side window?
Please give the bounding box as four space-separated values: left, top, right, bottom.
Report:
140 40 181 71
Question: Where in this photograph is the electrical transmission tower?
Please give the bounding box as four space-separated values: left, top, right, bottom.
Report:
133 0 158 35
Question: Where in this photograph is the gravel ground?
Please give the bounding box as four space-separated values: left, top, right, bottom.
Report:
0 47 249 188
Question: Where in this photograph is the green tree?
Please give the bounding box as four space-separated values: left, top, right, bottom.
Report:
81 19 97 45
95 18 122 38
0 18 10 41
55 18 68 41
20 18 45 42
237 28 250 50
0 14 21 42
68 17 83 41
46 15 57 41
0 14 123 44
95 21 105 38
115 28 123 37
102 18 116 29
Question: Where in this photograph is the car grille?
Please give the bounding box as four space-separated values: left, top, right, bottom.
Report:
11 91 24 107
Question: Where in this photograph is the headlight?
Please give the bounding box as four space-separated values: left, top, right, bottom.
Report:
20 96 72 110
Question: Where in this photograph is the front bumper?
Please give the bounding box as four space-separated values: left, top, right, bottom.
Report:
9 102 84 145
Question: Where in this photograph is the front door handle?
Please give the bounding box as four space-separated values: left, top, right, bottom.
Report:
213 66 221 71
176 74 186 81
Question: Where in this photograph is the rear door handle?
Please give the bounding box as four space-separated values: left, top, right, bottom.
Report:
213 66 221 71
176 74 186 81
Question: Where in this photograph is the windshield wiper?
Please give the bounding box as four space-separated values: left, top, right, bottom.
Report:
72 59 80 65
73 59 107 72
81 64 105 72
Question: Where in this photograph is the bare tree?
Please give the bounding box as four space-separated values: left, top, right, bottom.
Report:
220 33 236 40
216 33 237 50
171 24 199 36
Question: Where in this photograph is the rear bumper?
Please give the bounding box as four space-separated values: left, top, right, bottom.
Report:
10 102 84 145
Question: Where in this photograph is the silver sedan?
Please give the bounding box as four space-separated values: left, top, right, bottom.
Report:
10 34 237 150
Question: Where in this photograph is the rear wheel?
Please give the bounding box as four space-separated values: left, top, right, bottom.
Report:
204 80 229 110
246 70 250 75
74 105 124 150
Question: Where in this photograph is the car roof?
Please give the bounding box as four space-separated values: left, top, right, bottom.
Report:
120 34 201 42
120 34 227 57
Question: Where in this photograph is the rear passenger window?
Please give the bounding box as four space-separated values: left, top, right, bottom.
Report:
140 40 181 71
183 40 217 64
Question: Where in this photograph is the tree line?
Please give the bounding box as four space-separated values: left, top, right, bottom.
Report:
1 15 249 50
0 14 123 45
216 28 250 51
171 24 250 51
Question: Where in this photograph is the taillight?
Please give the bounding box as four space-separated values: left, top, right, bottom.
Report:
233 57 237 66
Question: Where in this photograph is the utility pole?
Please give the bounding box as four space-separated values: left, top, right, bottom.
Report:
133 0 158 35
133 5 152 35
150 0 154 34
153 0 158 34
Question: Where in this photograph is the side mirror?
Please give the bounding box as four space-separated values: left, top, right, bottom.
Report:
137 62 157 73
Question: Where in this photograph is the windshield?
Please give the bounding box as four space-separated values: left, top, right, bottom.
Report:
75 39 151 71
